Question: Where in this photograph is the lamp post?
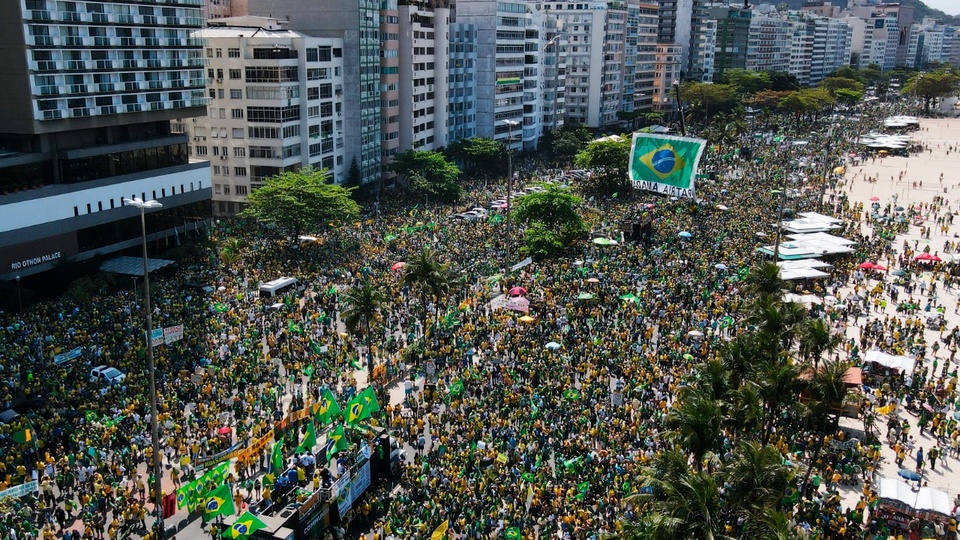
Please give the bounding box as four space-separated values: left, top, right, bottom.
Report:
818 124 836 213
772 182 787 261
15 275 22 313
123 196 165 539
673 79 687 137
503 119 520 274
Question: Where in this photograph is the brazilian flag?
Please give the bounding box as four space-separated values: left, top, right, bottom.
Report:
228 511 268 539
781 486 800 507
316 389 342 425
505 527 522 540
359 386 380 413
176 481 196 511
345 393 372 425
576 481 589 500
448 379 464 397
297 421 317 453
324 425 349 462
202 484 235 521
563 389 580 401
520 472 536 483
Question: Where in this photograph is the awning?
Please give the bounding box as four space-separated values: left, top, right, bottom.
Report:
864 350 916 373
100 256 175 276
879 477 952 517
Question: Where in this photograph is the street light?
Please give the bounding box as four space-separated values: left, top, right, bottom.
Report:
502 119 521 275
15 275 22 313
771 183 787 261
123 196 165 539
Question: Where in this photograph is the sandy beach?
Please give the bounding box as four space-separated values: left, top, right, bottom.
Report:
834 117 960 513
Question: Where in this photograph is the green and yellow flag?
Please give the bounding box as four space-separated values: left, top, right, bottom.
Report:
228 511 268 539
202 484 235 521
316 389 342 425
629 133 705 199
345 393 372 424
176 481 196 511
359 386 380 414
505 527 522 540
325 425 349 461
297 421 317 453
430 520 449 540
11 428 33 444
448 379 464 397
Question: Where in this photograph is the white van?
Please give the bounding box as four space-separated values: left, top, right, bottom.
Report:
259 277 298 298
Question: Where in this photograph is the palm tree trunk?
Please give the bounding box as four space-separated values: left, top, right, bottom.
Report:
799 414 831 499
365 317 374 390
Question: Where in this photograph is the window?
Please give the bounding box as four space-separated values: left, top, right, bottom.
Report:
229 69 242 80
196 146 208 155
230 89 242 99
235 185 248 196
306 48 319 62
232 109 244 119
214 183 221 194
234 167 248 177
308 106 319 118
232 128 245 139
212 166 221 175
234 147 246 157
216 48 223 58
228 48 240 58
282 125 300 138
212 147 220 156
248 126 280 139
223 184 230 195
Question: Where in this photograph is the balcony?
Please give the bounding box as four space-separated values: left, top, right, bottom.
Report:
71 107 91 117
65 60 87 71
99 105 117 115
42 110 63 120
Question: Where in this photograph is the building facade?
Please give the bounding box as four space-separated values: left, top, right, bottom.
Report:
176 17 345 216
0 0 211 279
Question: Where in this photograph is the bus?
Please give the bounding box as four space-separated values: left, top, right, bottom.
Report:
259 277 299 298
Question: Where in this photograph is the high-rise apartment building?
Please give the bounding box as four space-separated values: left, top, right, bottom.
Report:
398 0 450 151
175 16 346 216
447 22 478 143
623 1 658 115
746 16 796 74
246 0 383 186
709 4 752 80
0 0 211 279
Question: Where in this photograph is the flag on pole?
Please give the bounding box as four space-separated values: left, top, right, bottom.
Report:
176 481 195 511
297 421 317 453
505 527 522 540
448 379 464 397
12 428 33 444
228 511 269 539
270 439 285 473
345 393 372 425
324 425 349 461
316 389 342 425
303 364 315 379
202 484 235 521
359 386 380 413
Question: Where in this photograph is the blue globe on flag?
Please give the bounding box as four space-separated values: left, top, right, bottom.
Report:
651 149 677 175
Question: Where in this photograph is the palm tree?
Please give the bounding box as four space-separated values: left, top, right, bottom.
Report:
342 281 386 387
219 237 246 269
402 247 452 337
799 359 852 496
722 441 796 518
747 296 806 352
621 450 725 540
754 361 802 444
746 262 786 297
665 387 722 471
798 318 842 370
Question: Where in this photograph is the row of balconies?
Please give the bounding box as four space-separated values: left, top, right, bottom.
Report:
26 10 203 28
31 59 203 72
32 35 202 49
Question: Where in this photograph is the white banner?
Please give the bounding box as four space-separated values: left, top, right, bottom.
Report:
0 481 37 500
163 325 184 345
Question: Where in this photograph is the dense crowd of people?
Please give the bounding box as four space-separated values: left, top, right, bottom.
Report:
2 101 960 540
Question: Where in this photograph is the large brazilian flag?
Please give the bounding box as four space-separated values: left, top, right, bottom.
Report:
629 133 706 199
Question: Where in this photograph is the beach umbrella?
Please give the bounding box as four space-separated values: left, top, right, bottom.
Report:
716 204 729 211
644 203 656 209
895 206 905 212
592 237 617 246
519 315 536 324
915 253 941 262
869 196 880 201
715 263 728 271
586 278 600 283
847 294 864 302
545 341 562 351
577 293 595 300
218 426 232 436
619 293 639 302
755 232 767 237
897 469 921 481
891 269 908 276
858 262 876 270
678 231 692 238
688 330 704 337
391 262 406 271
509 286 528 297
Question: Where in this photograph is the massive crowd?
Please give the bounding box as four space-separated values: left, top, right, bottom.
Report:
2 101 960 540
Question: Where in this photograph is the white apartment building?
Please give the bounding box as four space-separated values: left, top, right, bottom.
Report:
908 18 948 68
547 0 628 127
652 43 683 112
746 16 797 74
180 17 346 216
398 1 451 151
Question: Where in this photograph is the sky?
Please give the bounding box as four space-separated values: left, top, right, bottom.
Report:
921 0 960 16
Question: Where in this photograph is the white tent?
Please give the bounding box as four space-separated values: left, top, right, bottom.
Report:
864 350 916 373
879 477 952 516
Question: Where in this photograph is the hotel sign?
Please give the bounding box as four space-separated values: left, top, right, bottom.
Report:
1 233 78 273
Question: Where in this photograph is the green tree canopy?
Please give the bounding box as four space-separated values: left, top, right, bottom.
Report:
574 135 632 196
833 88 863 107
447 137 505 178
722 69 772 97
681 82 738 120
390 150 463 203
511 185 587 258
240 167 359 237
901 71 959 114
819 76 865 96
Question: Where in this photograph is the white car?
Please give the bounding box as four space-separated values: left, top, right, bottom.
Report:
470 208 489 218
90 365 126 385
489 199 507 209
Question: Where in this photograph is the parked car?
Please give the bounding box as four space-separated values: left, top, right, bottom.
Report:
90 365 126 385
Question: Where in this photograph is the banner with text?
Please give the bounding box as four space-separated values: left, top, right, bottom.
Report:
628 133 706 199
